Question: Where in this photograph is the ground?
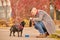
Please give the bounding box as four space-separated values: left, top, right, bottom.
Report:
0 27 58 40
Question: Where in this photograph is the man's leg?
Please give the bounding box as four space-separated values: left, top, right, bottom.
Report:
39 21 47 32
39 21 49 36
34 22 45 33
35 22 47 38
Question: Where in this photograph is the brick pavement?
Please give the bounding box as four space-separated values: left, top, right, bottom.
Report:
0 27 56 40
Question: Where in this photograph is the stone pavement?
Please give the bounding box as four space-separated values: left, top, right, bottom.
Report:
0 27 56 40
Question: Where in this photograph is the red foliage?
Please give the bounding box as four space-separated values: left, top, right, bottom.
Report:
10 0 50 19
54 0 60 10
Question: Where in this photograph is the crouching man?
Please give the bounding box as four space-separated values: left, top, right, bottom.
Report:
31 7 56 38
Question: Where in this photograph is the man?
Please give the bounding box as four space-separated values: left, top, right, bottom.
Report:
31 7 56 38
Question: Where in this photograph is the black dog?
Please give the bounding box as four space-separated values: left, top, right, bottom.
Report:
9 21 25 37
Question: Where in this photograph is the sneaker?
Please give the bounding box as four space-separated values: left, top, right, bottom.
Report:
36 33 47 38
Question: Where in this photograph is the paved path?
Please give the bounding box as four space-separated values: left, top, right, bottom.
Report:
0 27 56 40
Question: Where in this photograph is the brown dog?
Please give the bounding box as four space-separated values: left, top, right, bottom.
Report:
9 21 25 37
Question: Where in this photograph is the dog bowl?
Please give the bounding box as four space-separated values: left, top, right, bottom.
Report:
25 34 29 38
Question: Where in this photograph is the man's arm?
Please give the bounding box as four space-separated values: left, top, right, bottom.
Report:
33 11 44 21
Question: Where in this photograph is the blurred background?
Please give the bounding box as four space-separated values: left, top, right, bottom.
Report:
0 0 60 27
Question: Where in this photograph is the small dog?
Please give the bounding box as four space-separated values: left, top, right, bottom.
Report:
9 21 25 37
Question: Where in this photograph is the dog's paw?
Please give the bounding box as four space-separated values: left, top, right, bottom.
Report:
9 35 11 36
20 35 22 37
13 35 15 37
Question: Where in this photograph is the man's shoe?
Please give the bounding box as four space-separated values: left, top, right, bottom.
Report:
36 34 47 38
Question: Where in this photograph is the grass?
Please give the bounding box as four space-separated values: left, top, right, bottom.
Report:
48 30 60 40
56 30 60 34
